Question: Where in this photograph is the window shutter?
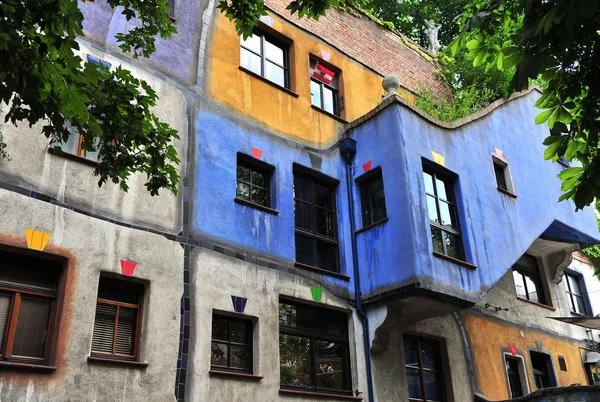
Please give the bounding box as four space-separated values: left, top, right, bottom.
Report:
115 307 137 356
91 304 117 354
12 298 52 358
0 294 11 353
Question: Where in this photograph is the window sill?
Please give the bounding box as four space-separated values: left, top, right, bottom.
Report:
48 146 99 167
310 105 348 124
238 66 299 98
516 297 556 311
279 389 362 400
87 356 149 368
294 262 351 281
234 197 280 215
433 252 477 270
209 369 263 380
570 311 588 317
0 360 57 371
497 187 518 198
355 217 389 235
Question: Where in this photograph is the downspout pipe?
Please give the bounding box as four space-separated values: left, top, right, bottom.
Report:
339 136 375 402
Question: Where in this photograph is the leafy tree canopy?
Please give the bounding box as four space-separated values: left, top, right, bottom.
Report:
451 0 600 210
0 0 179 195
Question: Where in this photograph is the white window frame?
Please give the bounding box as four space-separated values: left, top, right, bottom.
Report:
504 353 530 398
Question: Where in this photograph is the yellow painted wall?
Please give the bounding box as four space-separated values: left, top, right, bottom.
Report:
206 12 413 147
464 313 588 400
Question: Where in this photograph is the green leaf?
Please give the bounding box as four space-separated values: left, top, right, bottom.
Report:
535 108 555 125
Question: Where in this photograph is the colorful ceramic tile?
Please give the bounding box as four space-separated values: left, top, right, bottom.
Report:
25 229 51 251
231 295 248 313
494 147 504 159
310 286 323 302
120 260 137 276
259 15 275 27
320 49 332 62
362 160 372 172
251 146 263 160
431 151 445 167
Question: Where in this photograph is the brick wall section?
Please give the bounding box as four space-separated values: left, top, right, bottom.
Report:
265 0 449 97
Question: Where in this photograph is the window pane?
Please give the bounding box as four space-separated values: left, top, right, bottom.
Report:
237 165 250 182
212 316 229 341
92 303 116 354
240 34 261 54
436 178 448 201
443 232 461 259
403 336 419 367
374 189 387 221
230 345 250 369
240 48 261 75
264 39 284 65
265 61 285 87
230 321 249 344
575 295 587 315
420 340 441 370
568 275 583 296
314 182 333 209
211 342 228 366
280 302 346 336
279 303 297 326
315 240 338 271
311 80 321 108
439 201 453 227
0 294 10 353
494 163 507 189
513 271 527 299
524 275 540 303
251 170 265 187
315 209 335 238
322 86 335 114
294 176 312 201
367 176 383 193
280 334 311 387
237 182 250 201
97 277 141 304
431 227 444 254
423 172 435 194
294 201 312 231
12 297 52 358
315 340 346 391
251 187 267 206
423 371 443 401
426 195 439 223
406 368 423 399
295 233 315 266
115 306 137 356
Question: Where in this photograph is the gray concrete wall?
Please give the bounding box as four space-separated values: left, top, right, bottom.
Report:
185 248 368 401
0 41 187 234
0 190 183 402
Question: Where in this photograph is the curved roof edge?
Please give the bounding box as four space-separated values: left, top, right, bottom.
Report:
345 87 542 132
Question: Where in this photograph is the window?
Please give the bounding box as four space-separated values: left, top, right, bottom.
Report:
310 59 341 116
565 272 588 315
549 129 570 167
492 156 515 195
0 248 62 366
403 335 445 402
168 0 175 19
240 30 289 89
55 122 101 162
279 301 351 395
529 351 555 390
423 167 464 260
505 355 526 398
211 314 253 373
90 276 144 361
236 155 273 208
294 168 339 272
512 254 548 306
358 169 387 227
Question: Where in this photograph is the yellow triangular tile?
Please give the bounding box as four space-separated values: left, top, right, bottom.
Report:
431 151 445 167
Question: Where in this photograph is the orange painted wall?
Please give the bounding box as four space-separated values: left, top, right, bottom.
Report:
464 313 588 400
206 12 414 147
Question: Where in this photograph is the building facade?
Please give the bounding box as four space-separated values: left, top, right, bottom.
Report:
0 1 599 402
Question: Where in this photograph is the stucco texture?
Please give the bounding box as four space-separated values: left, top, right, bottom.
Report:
206 12 390 147
464 312 588 401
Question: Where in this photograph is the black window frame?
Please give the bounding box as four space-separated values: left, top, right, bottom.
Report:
512 254 549 306
529 351 556 390
293 165 340 273
0 247 63 367
357 167 387 228
403 334 446 402
564 271 589 316
235 153 274 209
423 165 465 261
211 313 254 374
240 29 290 89
309 59 341 117
278 300 352 396
494 160 508 191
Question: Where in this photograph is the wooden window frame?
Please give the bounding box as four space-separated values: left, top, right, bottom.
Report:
240 29 290 89
564 271 589 316
210 313 254 374
90 276 144 362
293 166 340 273
423 166 464 260
404 334 446 402
236 154 274 209
357 168 387 228
278 300 352 396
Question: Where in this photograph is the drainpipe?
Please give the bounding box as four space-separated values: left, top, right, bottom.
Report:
339 136 375 402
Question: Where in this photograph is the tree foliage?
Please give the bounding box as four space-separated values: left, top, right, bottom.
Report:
0 0 179 195
452 0 600 210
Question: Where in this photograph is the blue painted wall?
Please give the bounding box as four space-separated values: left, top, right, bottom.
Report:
191 92 599 301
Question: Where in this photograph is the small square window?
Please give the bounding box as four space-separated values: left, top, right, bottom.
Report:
91 276 144 361
492 156 515 195
240 30 290 89
530 351 556 390
310 59 341 116
211 314 253 373
358 169 387 227
236 154 274 208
